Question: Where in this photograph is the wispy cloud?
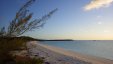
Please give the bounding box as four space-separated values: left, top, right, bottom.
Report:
104 30 110 33
84 0 113 11
97 21 102 25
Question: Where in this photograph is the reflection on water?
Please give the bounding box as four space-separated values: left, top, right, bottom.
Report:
39 40 113 60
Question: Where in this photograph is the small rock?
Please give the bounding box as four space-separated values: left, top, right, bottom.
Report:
45 62 50 64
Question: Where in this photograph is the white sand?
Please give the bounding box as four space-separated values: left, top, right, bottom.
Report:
27 41 113 64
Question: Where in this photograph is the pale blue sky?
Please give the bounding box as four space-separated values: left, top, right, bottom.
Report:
1 0 113 40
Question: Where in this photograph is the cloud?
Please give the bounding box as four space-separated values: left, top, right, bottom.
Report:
84 0 113 11
104 30 110 33
97 15 102 18
97 21 102 25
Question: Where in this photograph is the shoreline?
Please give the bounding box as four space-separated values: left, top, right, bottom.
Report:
27 41 113 64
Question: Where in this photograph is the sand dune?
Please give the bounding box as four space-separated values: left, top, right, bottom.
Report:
27 41 113 64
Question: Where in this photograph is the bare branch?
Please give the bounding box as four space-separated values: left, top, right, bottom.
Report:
5 0 57 37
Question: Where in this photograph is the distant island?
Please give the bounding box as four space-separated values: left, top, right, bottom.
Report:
38 39 74 41
0 36 73 41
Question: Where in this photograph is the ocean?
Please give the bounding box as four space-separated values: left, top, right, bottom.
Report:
39 40 113 60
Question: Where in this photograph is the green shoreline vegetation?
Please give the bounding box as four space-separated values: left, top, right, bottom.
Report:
0 36 44 64
0 0 57 64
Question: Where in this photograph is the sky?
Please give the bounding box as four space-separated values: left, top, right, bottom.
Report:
1 0 113 40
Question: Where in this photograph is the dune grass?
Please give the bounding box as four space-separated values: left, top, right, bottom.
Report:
0 37 44 64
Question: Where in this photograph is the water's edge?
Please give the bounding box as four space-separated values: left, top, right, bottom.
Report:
39 40 113 60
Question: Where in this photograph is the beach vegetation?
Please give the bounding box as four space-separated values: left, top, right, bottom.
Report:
0 0 57 63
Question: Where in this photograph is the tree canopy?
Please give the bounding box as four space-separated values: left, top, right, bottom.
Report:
0 0 57 37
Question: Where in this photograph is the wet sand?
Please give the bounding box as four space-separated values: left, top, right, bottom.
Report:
27 41 113 64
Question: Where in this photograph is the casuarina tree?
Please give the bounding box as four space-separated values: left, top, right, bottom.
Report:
0 0 57 63
0 0 57 37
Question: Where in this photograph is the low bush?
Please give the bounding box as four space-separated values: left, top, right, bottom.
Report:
16 57 44 64
0 37 44 64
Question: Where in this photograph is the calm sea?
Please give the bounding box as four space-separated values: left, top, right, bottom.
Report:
39 40 113 60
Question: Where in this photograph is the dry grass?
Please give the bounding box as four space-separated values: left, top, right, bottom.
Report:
0 37 44 64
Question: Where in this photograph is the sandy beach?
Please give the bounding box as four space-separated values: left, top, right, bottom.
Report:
26 41 113 64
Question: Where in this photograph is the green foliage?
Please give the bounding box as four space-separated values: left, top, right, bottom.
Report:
0 0 57 64
0 37 26 62
0 37 44 64
16 58 44 64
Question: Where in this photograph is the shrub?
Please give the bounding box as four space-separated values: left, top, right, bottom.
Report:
0 0 57 63
16 57 44 64
0 37 44 64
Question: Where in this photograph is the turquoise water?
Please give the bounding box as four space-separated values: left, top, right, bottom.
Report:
39 40 113 60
